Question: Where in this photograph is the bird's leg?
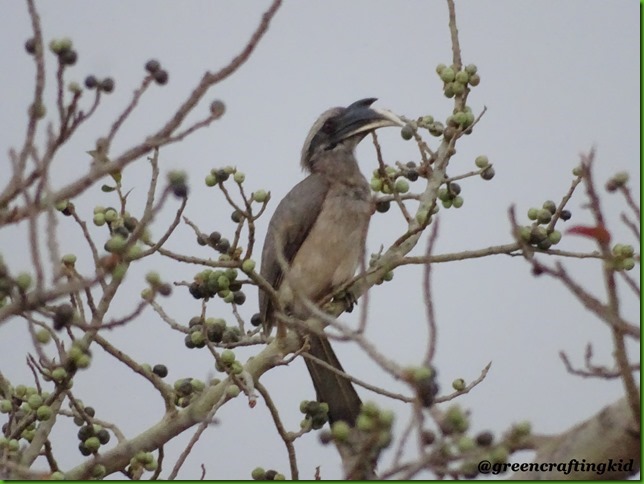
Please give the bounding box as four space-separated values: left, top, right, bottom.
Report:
332 289 358 313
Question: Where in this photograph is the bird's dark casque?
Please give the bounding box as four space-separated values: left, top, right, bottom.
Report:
259 98 403 427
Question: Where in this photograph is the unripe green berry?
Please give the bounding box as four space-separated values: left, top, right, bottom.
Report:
548 230 562 245
111 262 127 280
252 190 268 203
356 414 375 432
452 81 466 95
36 405 53 421
105 235 127 254
572 166 583 177
613 171 629 184
134 450 148 463
191 379 205 392
452 111 468 126
622 258 635 271
205 174 217 187
412 366 433 381
252 467 266 480
60 254 77 266
16 273 32 291
84 436 100 453
420 115 434 125
370 177 383 192
27 394 43 410
536 209 552 224
104 209 118 223
527 207 538 220
435 63 447 75
190 331 205 346
440 67 455 82
468 73 480 86
241 259 256 274
233 171 245 183
452 196 464 208
220 349 235 365
76 354 91 369
51 367 67 381
93 213 106 226
50 37 72 54
475 155 489 168
445 405 469 433
376 429 392 448
226 384 240 398
537 238 552 251
8 438 20 451
0 400 11 413
379 409 395 427
415 209 430 225
55 200 69 211
331 420 350 441
455 71 469 84
456 436 476 453
514 420 532 437
297 418 310 431
36 329 51 344
465 64 478 75
126 245 143 260
145 271 161 286
530 225 548 243
361 401 380 418
428 121 444 136
542 200 557 214
519 226 531 241
452 378 466 391
394 178 410 193
217 275 230 290
92 464 106 479
223 361 240 376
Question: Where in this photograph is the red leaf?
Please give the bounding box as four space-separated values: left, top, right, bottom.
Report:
566 225 611 244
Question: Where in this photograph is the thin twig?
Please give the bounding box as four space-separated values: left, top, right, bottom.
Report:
422 219 440 364
255 381 299 480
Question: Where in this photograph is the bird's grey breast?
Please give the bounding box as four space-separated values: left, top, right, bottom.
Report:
280 179 371 311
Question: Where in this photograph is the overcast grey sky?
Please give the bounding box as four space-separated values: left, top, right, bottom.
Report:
0 0 639 480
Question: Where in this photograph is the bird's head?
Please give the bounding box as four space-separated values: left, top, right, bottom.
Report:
301 98 404 172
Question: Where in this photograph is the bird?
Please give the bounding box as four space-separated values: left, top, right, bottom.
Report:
258 98 403 427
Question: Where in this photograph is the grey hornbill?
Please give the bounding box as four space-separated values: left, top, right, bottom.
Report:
259 98 403 427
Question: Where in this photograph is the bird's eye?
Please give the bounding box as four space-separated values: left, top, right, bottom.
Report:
321 118 336 134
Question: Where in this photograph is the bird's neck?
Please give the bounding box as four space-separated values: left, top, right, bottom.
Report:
310 148 366 186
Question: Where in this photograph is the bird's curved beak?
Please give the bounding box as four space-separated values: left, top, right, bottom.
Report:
332 98 405 143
